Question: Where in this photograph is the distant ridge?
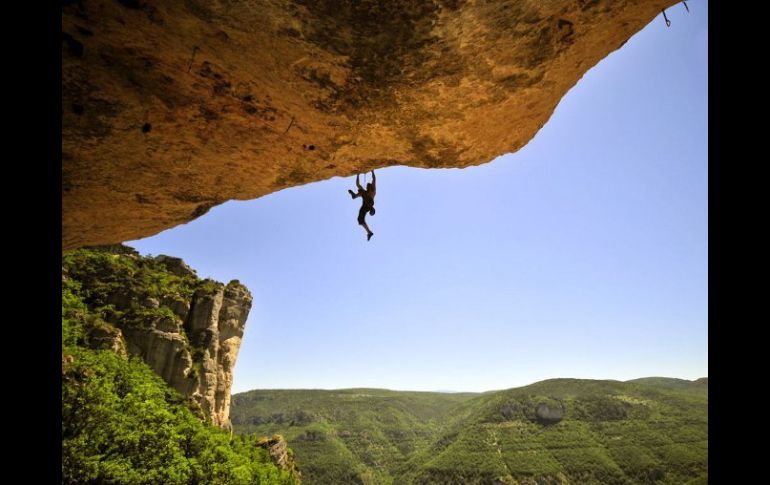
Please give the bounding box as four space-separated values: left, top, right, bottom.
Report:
627 376 708 389
232 377 708 484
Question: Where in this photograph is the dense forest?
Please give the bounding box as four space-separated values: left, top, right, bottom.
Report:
232 379 707 484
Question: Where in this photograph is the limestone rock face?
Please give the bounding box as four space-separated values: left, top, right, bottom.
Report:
179 280 253 428
123 320 196 396
214 281 252 429
62 0 676 249
120 279 252 428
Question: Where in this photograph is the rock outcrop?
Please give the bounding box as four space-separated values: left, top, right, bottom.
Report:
62 0 677 249
534 401 565 424
63 246 252 428
256 434 301 480
155 255 197 278
124 278 251 428
88 324 128 358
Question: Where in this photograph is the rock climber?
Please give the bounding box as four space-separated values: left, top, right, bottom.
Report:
348 170 376 241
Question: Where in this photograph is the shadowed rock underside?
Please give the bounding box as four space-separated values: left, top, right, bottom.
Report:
62 0 676 249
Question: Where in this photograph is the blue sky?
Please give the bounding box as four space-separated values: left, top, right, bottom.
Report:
128 3 708 393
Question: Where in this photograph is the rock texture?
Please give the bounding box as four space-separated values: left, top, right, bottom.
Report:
122 277 251 428
62 0 676 249
256 434 301 480
88 324 128 358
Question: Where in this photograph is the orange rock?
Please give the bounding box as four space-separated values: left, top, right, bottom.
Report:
62 0 676 249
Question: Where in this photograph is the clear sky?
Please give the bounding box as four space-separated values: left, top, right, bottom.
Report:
128 3 708 393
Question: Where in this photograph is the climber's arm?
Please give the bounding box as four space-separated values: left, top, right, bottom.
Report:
370 171 376 195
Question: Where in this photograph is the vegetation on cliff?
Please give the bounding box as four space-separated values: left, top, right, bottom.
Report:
63 246 200 339
62 247 298 484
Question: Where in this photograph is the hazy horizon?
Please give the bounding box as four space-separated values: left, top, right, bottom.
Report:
128 4 708 394
232 374 709 395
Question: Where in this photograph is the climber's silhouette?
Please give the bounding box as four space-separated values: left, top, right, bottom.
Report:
348 171 376 241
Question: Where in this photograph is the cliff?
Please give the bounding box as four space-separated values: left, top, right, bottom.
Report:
62 0 677 249
62 245 251 428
